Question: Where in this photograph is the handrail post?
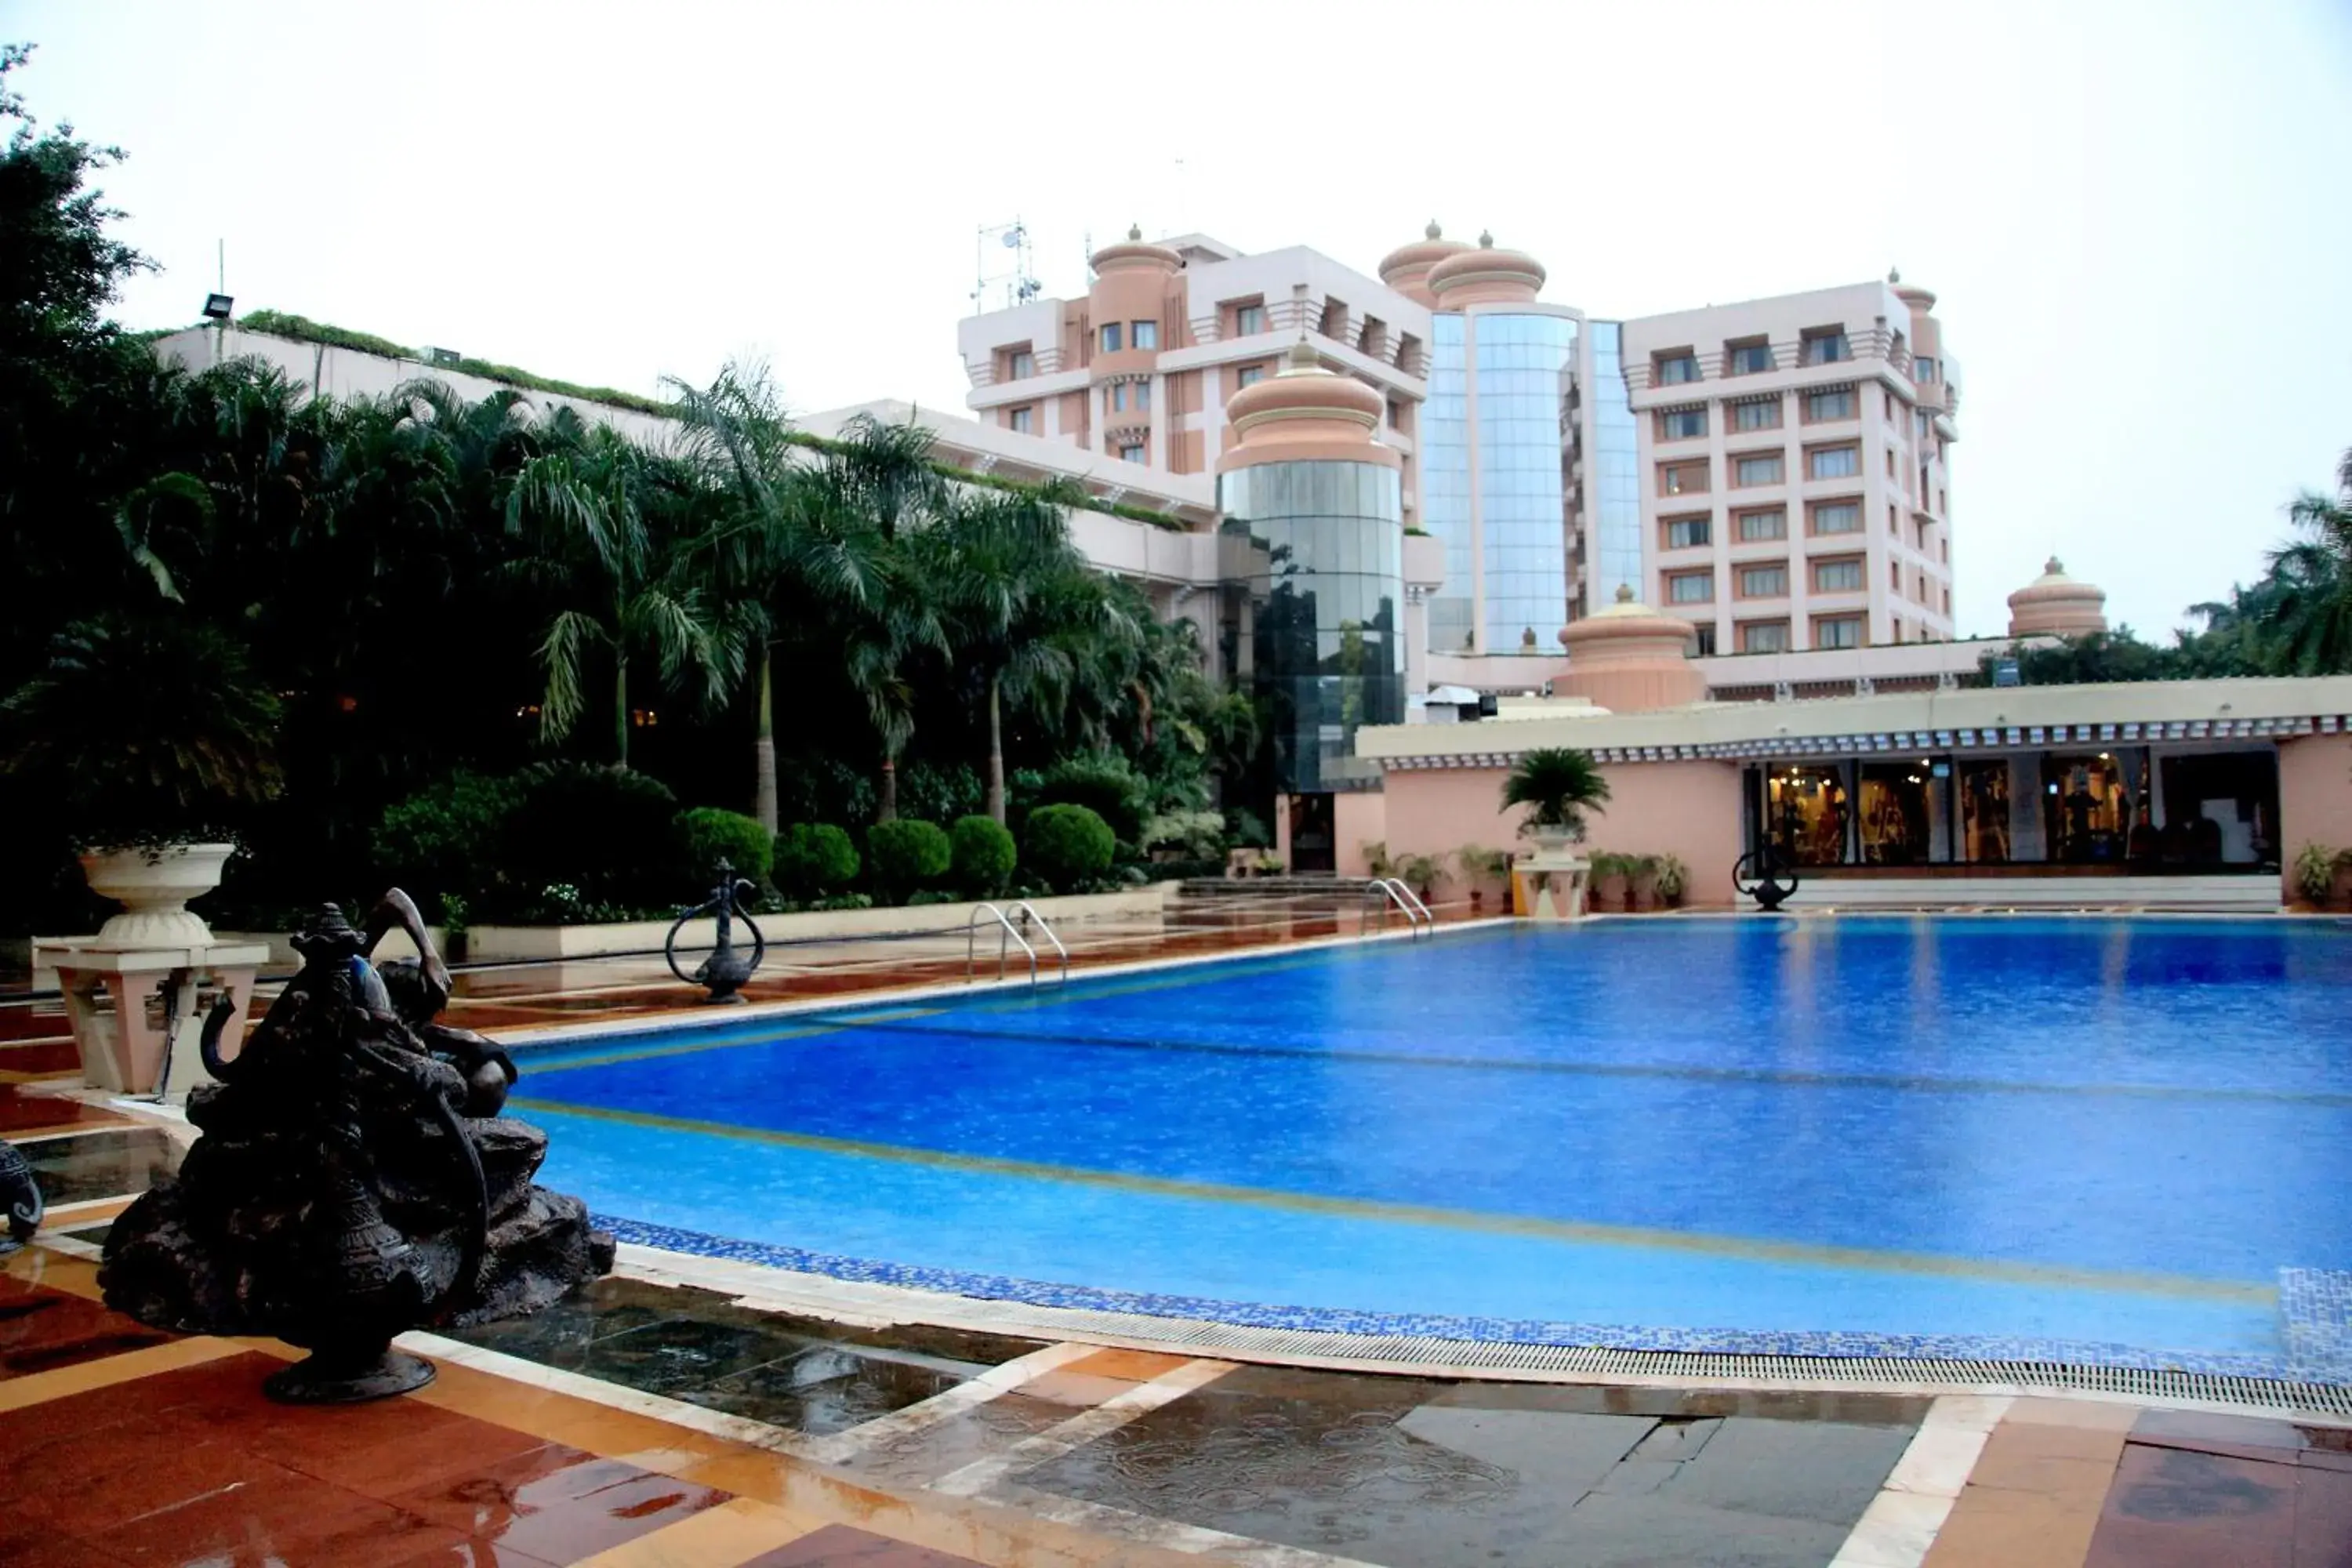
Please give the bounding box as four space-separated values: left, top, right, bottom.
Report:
966 902 1039 987
1011 902 1070 985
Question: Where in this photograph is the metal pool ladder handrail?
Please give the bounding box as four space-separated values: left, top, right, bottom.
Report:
967 902 1040 987
1010 901 1070 985
1361 879 1434 940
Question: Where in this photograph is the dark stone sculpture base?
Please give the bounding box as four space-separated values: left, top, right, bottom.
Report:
265 1345 438 1404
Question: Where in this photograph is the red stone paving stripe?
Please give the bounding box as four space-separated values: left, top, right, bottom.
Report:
2082 1441 2299 1567
0 1284 175 1380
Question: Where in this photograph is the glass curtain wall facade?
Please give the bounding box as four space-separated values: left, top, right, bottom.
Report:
1423 317 1473 653
1218 461 1405 794
1475 314 1576 650
1587 322 1642 608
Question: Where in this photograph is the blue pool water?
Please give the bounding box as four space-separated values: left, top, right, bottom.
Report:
514 917 2352 1370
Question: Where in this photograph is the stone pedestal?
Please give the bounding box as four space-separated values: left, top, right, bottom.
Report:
1512 851 1591 920
34 942 268 1100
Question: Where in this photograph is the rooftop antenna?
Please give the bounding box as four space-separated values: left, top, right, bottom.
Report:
971 219 1040 314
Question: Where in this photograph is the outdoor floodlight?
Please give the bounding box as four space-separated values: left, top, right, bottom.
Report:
202 293 234 321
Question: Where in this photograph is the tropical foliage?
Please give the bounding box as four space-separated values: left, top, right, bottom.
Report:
0 51 1261 930
1501 749 1613 840
1991 446 2352 686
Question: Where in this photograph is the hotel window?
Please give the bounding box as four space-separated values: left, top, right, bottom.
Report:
1888 503 1899 535
1007 349 1035 379
1108 383 1127 413
1812 501 1862 535
1133 378 1151 410
1733 452 1784 487
1727 339 1773 376
1814 615 1864 648
1741 620 1791 653
1661 459 1710 496
1664 514 1711 550
1943 586 1951 614
1800 328 1851 365
1804 387 1855 422
1914 356 1937 383
1668 570 1715 604
1808 444 1860 480
1008 405 1033 434
1119 442 1145 463
1661 406 1708 440
1884 390 1896 419
1815 557 1864 593
1655 351 1700 386
1237 363 1266 388
1739 564 1788 598
1131 321 1158 350
1733 397 1780 432
1938 486 1946 513
1887 448 1899 477
1694 623 1718 655
1100 322 1122 353
1737 507 1788 542
1235 303 1267 336
1889 560 1902 591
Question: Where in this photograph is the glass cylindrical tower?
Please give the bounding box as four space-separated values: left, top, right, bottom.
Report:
1217 339 1406 806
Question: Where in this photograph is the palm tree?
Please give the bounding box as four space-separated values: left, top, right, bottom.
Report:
928 485 1138 823
2267 445 2352 676
1501 747 1612 840
781 415 950 822
502 420 745 768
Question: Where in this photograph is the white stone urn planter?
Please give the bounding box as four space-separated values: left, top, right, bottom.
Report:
78 842 236 949
1526 826 1581 852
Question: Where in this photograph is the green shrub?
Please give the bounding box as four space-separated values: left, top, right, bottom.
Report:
503 762 679 913
775 822 860 899
372 771 522 919
899 763 984 827
1025 804 1116 891
1034 757 1149 847
1143 808 1225 859
949 815 1018 897
676 807 772 887
866 818 950 902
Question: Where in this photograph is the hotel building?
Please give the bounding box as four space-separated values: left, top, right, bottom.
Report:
1622 276 1958 657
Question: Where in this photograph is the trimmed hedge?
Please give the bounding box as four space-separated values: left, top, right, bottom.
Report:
949 815 1018 897
775 822 860 899
677 807 772 887
866 818 951 902
1025 804 1116 891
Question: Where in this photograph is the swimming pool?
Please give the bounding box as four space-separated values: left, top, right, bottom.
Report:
511 916 2352 1377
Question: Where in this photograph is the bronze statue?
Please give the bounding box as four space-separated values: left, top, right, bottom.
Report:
665 858 766 1004
0 1138 40 1252
100 891 612 1403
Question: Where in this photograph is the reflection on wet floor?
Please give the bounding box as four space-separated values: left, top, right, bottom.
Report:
23 1125 180 1205
1019 1364 1926 1568
448 1276 1046 1438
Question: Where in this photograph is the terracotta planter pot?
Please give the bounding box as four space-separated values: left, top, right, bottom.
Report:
78 842 234 949
1593 873 1629 913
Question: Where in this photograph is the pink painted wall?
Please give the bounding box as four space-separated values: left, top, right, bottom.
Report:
2279 732 2352 900
1380 760 1748 907
1334 792 1388 878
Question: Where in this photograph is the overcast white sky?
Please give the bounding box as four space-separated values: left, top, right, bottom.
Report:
13 0 2350 637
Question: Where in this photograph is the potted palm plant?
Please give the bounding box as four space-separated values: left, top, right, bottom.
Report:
1456 844 1512 911
1629 854 1664 912
1397 852 1446 906
1657 854 1690 909
1 615 282 946
2295 843 2335 909
1589 852 1633 913
1500 748 1612 849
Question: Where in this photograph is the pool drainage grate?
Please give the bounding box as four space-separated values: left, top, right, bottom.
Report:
880 1299 2352 1418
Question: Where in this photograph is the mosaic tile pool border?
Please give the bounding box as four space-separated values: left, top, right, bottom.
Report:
594 1213 2330 1385
2282 1268 2352 1382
